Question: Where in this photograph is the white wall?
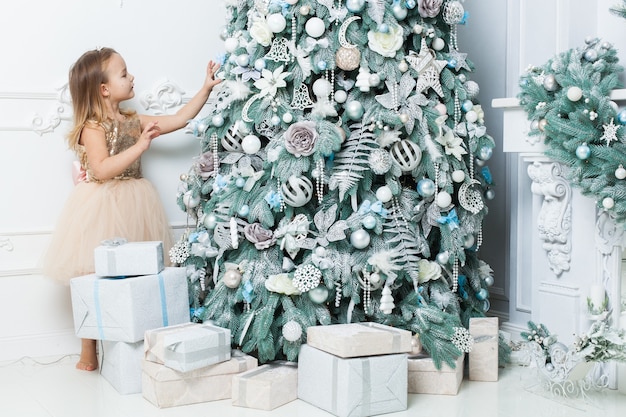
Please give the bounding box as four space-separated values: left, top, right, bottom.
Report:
0 0 226 360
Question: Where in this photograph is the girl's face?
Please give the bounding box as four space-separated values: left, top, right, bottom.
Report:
102 53 135 103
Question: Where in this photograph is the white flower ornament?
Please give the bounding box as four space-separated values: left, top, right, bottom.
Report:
254 65 291 98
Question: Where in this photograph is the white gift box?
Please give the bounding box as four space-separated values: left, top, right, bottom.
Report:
142 350 258 408
469 317 499 381
70 267 190 342
298 344 407 417
306 322 412 358
144 322 231 372
407 353 464 395
100 340 144 394
232 363 298 411
94 240 164 277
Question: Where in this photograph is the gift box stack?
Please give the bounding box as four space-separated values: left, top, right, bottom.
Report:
298 323 411 417
69 240 191 394
142 322 258 408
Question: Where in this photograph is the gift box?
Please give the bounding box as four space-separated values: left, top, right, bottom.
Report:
469 317 499 381
142 350 258 408
232 363 298 411
70 267 190 342
306 322 412 358
100 340 144 394
407 353 464 395
94 240 164 277
144 322 231 372
298 344 407 417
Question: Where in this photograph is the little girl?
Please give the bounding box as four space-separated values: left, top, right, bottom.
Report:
43 47 221 371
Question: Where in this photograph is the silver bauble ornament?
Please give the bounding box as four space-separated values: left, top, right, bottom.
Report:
615 165 626 180
308 286 329 304
390 139 422 171
281 175 314 207
443 1 465 25
543 74 558 92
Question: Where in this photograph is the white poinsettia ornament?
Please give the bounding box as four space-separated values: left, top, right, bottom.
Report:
254 65 291 97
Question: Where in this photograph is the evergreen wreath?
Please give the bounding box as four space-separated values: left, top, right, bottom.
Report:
517 38 626 225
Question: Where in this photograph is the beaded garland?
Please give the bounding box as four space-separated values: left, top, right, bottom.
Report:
518 38 626 224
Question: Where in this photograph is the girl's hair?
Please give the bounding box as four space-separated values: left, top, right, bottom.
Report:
66 47 124 150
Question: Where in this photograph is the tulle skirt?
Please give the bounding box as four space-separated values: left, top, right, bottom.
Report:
43 178 173 284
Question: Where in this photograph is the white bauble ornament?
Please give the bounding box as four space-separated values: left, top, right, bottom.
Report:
615 164 626 180
465 110 478 123
543 74 558 91
398 60 409 72
350 229 371 249
267 13 287 33
183 191 200 208
602 197 615 209
432 38 445 51
223 269 242 288
211 114 224 127
334 89 347 103
392 3 408 20
484 275 495 287
465 80 480 99
241 134 261 154
254 58 266 71
312 78 332 98
299 5 311 15
369 272 381 286
463 234 475 248
308 286 329 304
567 86 583 102
368 73 381 87
305 17 325 38
436 191 452 208
236 54 250 67
390 139 422 171
436 251 449 264
224 37 238 53
281 175 314 207
399 113 409 124
362 215 377 229
375 185 393 203
435 102 447 115
452 170 466 183
285 0 298 4
282 112 293 123
282 320 303 342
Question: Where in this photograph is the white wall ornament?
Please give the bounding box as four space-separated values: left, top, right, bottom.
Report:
139 79 186 115
0 237 13 252
528 159 572 277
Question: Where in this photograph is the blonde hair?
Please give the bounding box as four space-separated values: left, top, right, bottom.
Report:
66 47 133 150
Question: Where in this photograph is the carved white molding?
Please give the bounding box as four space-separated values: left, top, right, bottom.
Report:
31 84 73 136
527 159 572 277
139 79 186 115
0 237 13 252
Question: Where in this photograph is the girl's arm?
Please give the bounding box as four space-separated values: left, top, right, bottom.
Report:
81 122 161 181
138 61 222 135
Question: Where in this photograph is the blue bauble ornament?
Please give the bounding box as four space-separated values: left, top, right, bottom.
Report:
378 23 389 33
478 146 493 161
238 205 250 217
362 215 377 230
461 99 473 112
405 0 416 9
447 59 457 69
345 101 364 120
417 178 436 197
317 60 327 71
476 288 489 301
235 177 246 188
254 58 266 71
211 114 224 127
346 0 366 12
575 143 591 160
617 109 626 125
392 3 407 20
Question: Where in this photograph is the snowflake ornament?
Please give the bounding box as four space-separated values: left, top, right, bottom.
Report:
452 326 474 353
600 118 619 146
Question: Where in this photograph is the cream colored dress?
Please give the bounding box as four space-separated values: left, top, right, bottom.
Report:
43 115 173 283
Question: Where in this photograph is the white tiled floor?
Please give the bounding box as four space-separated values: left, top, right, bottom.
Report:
1 354 625 417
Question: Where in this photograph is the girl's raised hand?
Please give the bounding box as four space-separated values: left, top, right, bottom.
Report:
204 60 222 90
138 121 161 149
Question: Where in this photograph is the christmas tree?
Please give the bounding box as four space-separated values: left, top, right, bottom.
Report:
174 0 496 368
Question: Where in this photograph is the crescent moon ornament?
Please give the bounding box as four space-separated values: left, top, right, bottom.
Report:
241 93 262 123
458 179 484 214
336 16 361 71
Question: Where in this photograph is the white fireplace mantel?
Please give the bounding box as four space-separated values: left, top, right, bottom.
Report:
493 94 625 388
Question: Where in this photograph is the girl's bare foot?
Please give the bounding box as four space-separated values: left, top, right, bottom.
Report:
76 338 98 371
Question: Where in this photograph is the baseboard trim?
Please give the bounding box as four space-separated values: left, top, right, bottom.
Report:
0 330 79 362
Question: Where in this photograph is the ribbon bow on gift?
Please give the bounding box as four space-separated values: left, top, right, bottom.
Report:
101 237 127 247
437 209 459 230
358 199 389 218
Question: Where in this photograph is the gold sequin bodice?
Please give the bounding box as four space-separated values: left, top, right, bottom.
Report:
77 115 143 183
